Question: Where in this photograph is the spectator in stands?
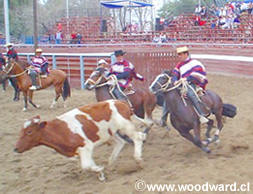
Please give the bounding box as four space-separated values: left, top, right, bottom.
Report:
160 32 167 43
195 5 201 15
76 33 82 44
200 6 207 18
152 34 161 43
248 2 253 14
29 48 49 90
55 30 63 44
70 32 77 44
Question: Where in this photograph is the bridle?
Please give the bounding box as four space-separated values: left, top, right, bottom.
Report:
3 60 28 78
151 73 184 93
85 69 113 88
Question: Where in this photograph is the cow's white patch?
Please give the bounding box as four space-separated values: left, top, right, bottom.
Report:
33 118 40 123
24 120 32 128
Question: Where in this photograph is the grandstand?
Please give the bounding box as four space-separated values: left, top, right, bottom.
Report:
44 12 253 44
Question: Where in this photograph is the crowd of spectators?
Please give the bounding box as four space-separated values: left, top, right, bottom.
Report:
194 1 253 29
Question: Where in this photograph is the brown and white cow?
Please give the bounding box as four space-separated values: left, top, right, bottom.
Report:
14 100 146 181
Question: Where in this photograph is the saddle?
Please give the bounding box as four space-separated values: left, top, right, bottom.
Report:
180 85 210 117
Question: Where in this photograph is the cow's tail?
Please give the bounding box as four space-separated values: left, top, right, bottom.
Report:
62 78 71 101
222 103 237 118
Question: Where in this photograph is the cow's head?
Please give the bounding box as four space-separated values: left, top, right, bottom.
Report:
14 115 47 153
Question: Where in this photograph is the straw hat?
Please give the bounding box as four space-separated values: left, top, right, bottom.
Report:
35 48 43 53
97 59 108 65
5 43 14 47
176 46 189 54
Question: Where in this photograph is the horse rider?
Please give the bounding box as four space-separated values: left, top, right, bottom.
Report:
29 48 49 90
171 46 209 124
97 59 109 69
108 50 144 101
5 43 20 101
6 43 18 61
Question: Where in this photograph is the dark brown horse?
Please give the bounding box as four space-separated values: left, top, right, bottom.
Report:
149 71 236 153
84 67 157 133
0 58 29 101
0 59 71 111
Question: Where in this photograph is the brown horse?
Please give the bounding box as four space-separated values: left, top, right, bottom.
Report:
84 67 157 133
149 70 236 153
0 59 71 111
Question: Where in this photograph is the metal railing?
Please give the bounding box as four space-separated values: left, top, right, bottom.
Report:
18 52 113 89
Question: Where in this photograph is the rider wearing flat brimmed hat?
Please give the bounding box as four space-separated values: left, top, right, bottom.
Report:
6 43 18 61
172 46 209 124
28 48 49 90
108 49 144 101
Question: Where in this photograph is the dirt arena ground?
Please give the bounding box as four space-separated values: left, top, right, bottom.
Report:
0 74 252 194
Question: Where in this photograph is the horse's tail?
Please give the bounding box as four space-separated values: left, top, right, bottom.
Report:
222 103 237 118
62 78 71 100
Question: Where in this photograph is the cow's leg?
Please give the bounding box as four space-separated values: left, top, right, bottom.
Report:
108 133 126 166
78 145 105 181
121 123 146 162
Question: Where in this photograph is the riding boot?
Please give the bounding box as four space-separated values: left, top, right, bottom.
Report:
187 84 208 124
111 85 128 102
29 72 40 90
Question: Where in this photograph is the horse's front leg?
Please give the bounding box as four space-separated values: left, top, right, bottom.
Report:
23 91 28 111
28 90 40 108
160 102 170 131
193 124 211 153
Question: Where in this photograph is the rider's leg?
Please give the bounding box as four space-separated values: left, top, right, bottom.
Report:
41 63 48 75
29 70 40 90
187 83 208 124
111 85 128 101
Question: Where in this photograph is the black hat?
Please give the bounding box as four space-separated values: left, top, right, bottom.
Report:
114 50 126 57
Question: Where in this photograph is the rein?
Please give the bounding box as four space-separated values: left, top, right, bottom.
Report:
3 61 28 78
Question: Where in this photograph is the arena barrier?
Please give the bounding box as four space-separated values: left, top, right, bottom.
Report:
17 51 253 89
18 53 113 89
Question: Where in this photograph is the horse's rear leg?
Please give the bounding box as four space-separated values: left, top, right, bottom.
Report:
193 124 211 153
142 98 156 134
50 85 62 109
212 111 224 144
28 91 40 108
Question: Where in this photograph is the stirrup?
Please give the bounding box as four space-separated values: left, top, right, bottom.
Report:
199 116 208 124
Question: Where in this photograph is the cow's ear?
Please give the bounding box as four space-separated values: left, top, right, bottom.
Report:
39 121 47 129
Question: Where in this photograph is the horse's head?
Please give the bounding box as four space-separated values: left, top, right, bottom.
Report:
84 67 108 90
149 70 173 94
0 58 14 83
14 115 45 153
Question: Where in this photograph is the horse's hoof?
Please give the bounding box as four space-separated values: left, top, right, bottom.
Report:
23 108 27 112
202 147 211 154
98 172 106 182
36 105 40 109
